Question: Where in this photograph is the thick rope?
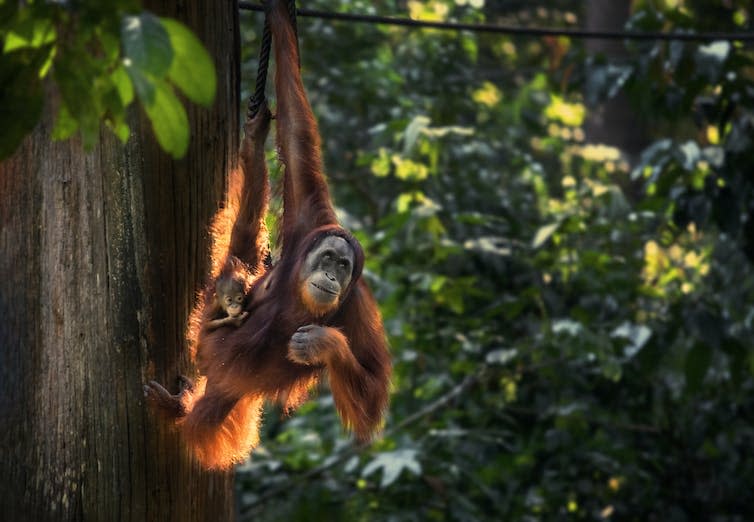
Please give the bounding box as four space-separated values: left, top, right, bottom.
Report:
247 0 300 118
247 13 272 118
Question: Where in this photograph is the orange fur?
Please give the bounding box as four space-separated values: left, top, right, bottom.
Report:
180 393 264 469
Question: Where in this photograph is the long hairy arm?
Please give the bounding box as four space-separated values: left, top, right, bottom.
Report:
330 281 392 441
269 0 338 238
228 102 273 273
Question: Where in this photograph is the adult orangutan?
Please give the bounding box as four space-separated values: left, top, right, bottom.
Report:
145 0 391 470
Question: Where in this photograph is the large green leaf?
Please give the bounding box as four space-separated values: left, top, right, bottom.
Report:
121 12 172 78
160 17 216 107
142 80 189 158
124 61 155 105
111 64 134 105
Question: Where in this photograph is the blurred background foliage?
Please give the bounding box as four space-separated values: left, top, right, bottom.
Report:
238 0 754 520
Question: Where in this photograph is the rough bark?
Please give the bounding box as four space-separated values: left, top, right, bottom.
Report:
0 1 241 520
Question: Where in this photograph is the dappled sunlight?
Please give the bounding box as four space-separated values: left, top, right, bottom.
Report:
545 95 585 127
570 143 622 163
706 125 720 144
472 81 502 107
408 0 450 22
641 225 711 298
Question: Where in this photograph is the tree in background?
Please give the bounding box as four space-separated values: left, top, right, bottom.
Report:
584 0 648 159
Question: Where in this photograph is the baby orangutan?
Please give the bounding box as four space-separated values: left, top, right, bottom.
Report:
205 271 249 330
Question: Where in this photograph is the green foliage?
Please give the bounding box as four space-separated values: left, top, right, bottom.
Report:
238 1 754 521
0 0 216 159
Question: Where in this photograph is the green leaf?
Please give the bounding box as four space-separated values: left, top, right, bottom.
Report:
552 319 583 337
55 49 101 149
695 40 730 81
38 44 56 78
4 17 56 52
486 348 518 365
142 80 189 158
611 322 652 359
126 58 188 155
402 115 430 154
52 104 79 141
111 120 131 143
532 222 560 249
362 449 421 488
97 27 121 64
124 62 155 104
160 17 216 107
392 155 429 181
121 12 172 78
100 80 130 144
678 141 700 171
463 236 512 256
370 147 392 177
111 65 134 105
685 343 712 393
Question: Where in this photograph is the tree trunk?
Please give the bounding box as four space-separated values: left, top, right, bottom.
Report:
0 1 241 520
584 0 647 161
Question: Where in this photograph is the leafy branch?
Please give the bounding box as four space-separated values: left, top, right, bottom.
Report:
0 2 216 160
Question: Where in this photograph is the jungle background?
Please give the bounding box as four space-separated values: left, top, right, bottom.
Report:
1 0 753 521
238 1 754 520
